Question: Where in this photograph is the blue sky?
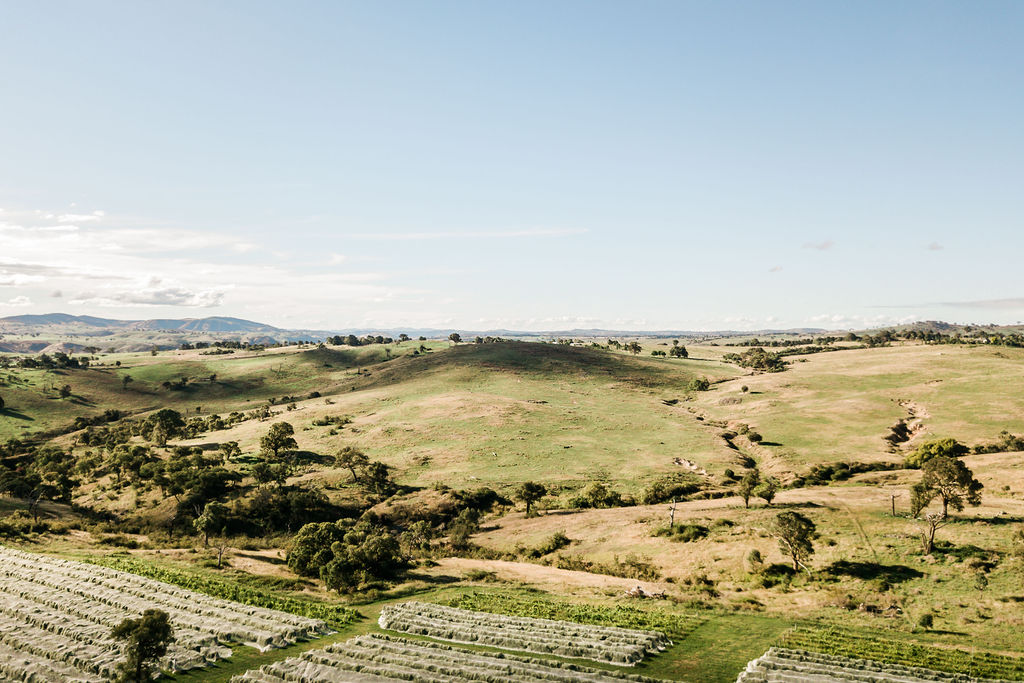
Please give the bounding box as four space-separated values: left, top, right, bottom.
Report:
1 1 1022 331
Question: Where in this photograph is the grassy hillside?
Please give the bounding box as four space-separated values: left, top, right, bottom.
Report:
0 342 440 440
691 342 1024 470
171 341 738 493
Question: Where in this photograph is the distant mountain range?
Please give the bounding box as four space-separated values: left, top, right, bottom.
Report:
0 313 284 333
0 313 833 340
2 312 1019 355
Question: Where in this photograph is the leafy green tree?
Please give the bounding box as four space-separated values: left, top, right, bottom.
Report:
583 482 620 509
193 501 228 546
217 441 241 464
288 519 409 593
754 477 780 506
111 609 175 682
516 481 547 515
121 375 133 391
917 455 983 518
448 332 462 344
0 395 5 411
252 461 288 488
770 511 816 572
625 341 642 355
905 438 969 468
260 422 297 462
738 470 760 508
359 461 395 496
336 446 369 482
687 376 711 391
141 409 186 445
909 481 933 517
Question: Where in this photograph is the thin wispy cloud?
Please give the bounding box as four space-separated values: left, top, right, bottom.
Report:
769 266 782 273
0 203 432 325
939 297 1024 310
0 272 45 286
876 297 1024 310
57 211 104 223
347 228 588 241
927 242 944 251
803 239 834 251
70 285 227 308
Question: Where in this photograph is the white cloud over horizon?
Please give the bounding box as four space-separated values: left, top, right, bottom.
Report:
1 201 1021 333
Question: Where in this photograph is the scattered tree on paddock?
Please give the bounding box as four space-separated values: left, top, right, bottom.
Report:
755 477 780 506
770 511 816 573
336 446 369 482
915 455 983 518
261 422 297 462
516 481 548 516
738 470 760 508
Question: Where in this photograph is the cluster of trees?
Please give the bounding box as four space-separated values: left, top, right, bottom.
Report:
825 325 1024 348
326 334 402 346
652 341 689 358
7 351 91 370
0 444 77 527
736 470 781 508
287 517 410 593
727 336 846 348
606 339 643 354
722 347 787 372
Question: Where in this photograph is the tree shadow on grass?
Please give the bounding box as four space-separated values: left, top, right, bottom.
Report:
234 551 286 566
822 560 923 584
971 514 1024 525
0 407 33 421
291 450 335 466
931 541 996 563
772 501 830 510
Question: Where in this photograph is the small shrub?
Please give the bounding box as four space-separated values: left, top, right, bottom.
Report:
656 523 708 543
745 548 764 574
464 569 498 582
525 531 572 558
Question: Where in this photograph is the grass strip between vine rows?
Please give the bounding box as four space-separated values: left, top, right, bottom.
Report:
440 591 706 638
778 627 1024 681
83 555 360 627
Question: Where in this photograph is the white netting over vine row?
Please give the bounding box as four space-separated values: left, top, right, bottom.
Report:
0 545 330 681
